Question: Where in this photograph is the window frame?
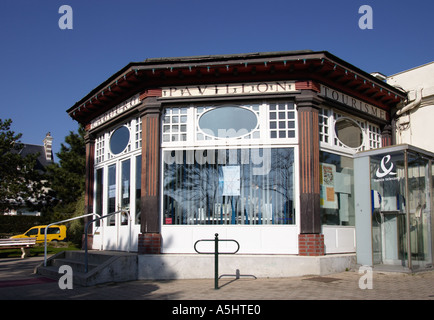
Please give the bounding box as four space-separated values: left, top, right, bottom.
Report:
93 116 143 227
319 106 382 154
161 99 299 227
161 100 298 149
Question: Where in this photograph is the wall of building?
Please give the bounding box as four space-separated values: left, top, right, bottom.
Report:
69 51 406 258
387 62 434 152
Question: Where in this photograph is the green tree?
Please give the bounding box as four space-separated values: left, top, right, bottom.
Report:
43 125 86 243
46 125 86 207
43 125 86 246
0 119 48 213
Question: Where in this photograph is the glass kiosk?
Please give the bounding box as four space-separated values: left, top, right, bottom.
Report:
355 144 434 271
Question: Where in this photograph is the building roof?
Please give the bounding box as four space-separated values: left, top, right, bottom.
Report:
15 143 53 172
67 50 407 124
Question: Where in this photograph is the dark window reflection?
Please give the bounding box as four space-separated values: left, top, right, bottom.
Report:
110 126 130 154
335 118 363 148
163 148 295 225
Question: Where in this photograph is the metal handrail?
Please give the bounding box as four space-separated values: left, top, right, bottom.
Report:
44 213 101 266
194 233 239 289
84 209 131 273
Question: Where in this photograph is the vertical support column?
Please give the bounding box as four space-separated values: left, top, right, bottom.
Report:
83 132 95 249
296 92 324 256
138 90 162 254
381 124 393 147
354 155 373 266
429 159 434 270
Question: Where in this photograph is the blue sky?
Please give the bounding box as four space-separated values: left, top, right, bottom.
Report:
0 0 433 160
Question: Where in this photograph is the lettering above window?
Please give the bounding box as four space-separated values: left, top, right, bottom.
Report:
161 81 297 99
90 94 140 130
320 85 387 121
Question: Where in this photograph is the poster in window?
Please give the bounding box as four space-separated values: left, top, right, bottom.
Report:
219 166 240 196
320 163 338 209
109 184 116 198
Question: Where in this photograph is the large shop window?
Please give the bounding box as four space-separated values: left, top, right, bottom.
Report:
320 151 355 226
163 148 295 225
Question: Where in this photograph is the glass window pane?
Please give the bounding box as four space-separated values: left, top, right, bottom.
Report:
121 160 130 225
320 151 355 226
135 155 141 225
407 152 432 268
108 164 116 226
95 168 103 227
47 227 60 234
163 148 295 225
26 228 39 236
199 107 258 138
334 118 363 149
110 126 130 155
370 152 406 265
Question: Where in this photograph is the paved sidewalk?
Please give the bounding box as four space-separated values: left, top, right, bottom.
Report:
0 256 433 300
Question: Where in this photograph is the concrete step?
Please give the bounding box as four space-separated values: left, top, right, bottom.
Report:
51 257 98 273
64 250 113 264
36 264 95 287
36 250 138 286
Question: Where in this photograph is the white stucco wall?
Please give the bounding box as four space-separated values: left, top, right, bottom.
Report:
387 62 434 153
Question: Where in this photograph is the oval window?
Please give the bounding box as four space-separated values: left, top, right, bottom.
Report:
334 118 363 149
199 107 258 138
110 126 130 155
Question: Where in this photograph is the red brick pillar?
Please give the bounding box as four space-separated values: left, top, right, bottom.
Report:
138 233 161 254
296 89 325 256
298 234 325 256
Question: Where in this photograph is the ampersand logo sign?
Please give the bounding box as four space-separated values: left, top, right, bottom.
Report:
376 155 397 178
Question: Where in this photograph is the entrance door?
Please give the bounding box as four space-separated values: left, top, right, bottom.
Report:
105 159 132 251
372 211 407 266
370 152 409 268
407 153 433 269
370 150 433 269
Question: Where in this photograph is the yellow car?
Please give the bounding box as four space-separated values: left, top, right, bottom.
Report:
11 225 67 243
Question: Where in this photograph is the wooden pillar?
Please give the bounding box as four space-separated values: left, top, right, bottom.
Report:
381 124 393 147
83 132 95 248
296 91 325 256
138 90 162 254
